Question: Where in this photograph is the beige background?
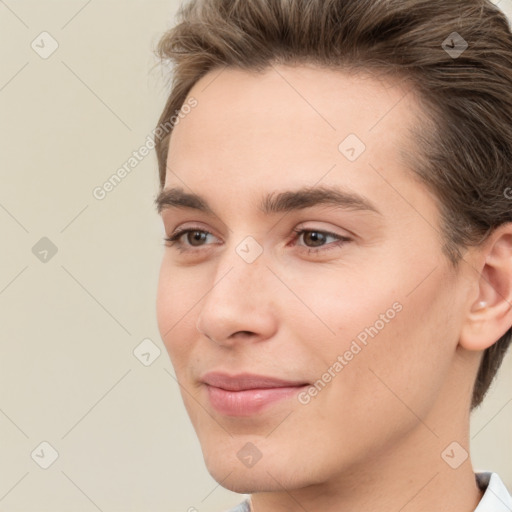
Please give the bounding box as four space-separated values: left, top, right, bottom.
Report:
0 1 511 511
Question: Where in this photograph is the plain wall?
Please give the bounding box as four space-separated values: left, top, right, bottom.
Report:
0 1 510 510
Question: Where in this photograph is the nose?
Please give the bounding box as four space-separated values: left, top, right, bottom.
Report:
195 243 277 348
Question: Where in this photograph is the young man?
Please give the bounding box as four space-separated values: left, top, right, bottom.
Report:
153 0 512 510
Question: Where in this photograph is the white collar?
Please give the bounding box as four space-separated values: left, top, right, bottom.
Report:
474 472 512 511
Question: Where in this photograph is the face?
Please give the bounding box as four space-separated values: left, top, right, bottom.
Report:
156 65 475 493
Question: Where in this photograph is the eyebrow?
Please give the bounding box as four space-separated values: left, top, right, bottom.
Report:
154 185 381 217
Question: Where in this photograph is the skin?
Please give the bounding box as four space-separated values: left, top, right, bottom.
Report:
156 64 512 512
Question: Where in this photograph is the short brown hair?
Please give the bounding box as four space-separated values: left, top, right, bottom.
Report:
153 0 512 409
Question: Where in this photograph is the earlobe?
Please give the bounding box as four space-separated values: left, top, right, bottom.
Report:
459 224 512 352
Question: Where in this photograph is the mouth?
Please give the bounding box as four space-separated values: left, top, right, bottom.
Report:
201 371 310 416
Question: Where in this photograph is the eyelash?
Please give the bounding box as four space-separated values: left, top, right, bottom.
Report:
163 227 351 255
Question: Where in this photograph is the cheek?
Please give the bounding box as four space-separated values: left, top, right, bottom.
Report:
156 262 175 342
287 263 401 348
295 251 459 408
156 260 197 364
330 269 459 426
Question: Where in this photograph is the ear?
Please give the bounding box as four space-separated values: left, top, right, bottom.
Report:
459 223 512 351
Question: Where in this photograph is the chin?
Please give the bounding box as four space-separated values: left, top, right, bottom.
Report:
201 443 323 493
205 462 296 494
211 471 277 494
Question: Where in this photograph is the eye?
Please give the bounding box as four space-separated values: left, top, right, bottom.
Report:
163 226 351 255
164 227 216 251
290 228 351 254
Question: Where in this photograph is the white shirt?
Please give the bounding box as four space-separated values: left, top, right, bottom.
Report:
225 472 512 512
475 472 512 511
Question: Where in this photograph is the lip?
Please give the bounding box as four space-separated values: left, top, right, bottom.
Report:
201 372 309 416
202 371 309 391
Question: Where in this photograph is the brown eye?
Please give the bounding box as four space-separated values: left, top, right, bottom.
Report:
292 228 351 254
186 230 209 246
301 231 328 247
164 228 216 250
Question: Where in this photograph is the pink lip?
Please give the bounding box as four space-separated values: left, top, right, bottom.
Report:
202 372 309 416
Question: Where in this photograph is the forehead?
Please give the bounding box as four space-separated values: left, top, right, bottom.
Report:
163 64 431 222
167 65 419 174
